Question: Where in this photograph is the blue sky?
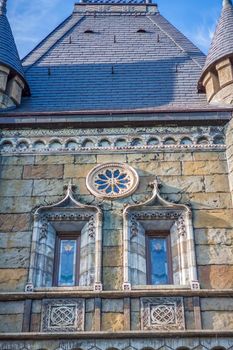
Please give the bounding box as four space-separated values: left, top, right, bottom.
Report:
7 0 222 59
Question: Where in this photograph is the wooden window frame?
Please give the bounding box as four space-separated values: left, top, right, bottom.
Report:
53 232 81 287
146 231 173 285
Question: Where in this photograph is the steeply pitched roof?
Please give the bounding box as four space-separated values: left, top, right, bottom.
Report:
201 0 233 74
5 2 222 113
0 3 26 80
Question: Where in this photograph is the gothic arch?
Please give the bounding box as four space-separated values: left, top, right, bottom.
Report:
26 183 103 292
123 179 199 290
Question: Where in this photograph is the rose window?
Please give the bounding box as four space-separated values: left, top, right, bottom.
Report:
86 163 139 199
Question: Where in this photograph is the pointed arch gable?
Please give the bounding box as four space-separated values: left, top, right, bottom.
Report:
123 179 199 290
26 183 103 291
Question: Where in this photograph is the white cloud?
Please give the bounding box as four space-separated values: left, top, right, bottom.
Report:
7 0 73 58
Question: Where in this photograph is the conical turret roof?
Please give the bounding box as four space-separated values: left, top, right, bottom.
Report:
0 0 27 82
201 0 233 76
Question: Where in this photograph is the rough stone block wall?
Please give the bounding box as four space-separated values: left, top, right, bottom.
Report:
0 126 233 343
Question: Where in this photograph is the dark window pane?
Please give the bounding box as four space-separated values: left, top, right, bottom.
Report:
58 239 77 286
149 237 169 285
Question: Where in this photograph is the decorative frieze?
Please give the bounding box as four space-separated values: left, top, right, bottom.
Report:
141 297 185 330
41 298 85 332
0 126 225 154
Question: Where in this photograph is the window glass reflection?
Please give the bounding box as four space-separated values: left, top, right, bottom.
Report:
58 240 77 286
149 237 169 285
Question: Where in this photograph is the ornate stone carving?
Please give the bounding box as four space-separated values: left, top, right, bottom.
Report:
86 163 139 199
41 299 85 332
0 125 225 154
129 211 186 238
39 212 95 241
141 297 185 330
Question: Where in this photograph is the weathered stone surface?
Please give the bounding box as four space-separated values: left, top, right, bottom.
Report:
0 314 23 333
35 155 74 164
64 164 94 178
188 193 232 209
30 313 41 332
195 228 233 245
0 196 34 214
131 298 140 312
0 180 33 197
202 311 233 330
103 229 122 247
74 178 90 195
103 247 122 267
160 176 205 194
0 268 27 291
198 265 233 289
128 153 164 163
185 311 195 330
97 154 127 163
102 313 124 331
0 232 32 248
0 165 23 179
131 161 181 176
23 164 64 179
163 153 193 161
204 175 230 193
201 298 233 311
74 154 97 164
193 209 233 228
194 152 226 161
182 161 227 176
85 299 95 313
85 312 94 331
102 299 124 312
0 248 30 268
103 267 122 290
197 244 233 265
0 301 24 314
33 179 64 196
0 213 31 232
131 311 140 330
1 155 35 165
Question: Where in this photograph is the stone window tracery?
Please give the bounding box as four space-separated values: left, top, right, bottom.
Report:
123 179 199 290
26 183 103 292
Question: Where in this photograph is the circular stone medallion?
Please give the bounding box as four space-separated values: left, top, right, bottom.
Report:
86 163 139 199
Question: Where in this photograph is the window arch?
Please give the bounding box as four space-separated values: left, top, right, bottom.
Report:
123 179 199 290
26 183 103 292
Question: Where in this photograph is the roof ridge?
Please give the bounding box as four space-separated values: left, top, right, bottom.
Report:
147 14 205 70
23 14 85 69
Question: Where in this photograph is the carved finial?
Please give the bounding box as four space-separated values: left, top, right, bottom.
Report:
0 0 7 15
63 180 76 195
223 0 233 8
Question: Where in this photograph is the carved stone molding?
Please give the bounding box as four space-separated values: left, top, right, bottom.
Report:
141 297 185 331
41 298 85 332
0 125 225 154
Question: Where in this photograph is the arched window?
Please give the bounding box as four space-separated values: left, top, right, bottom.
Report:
25 183 103 292
123 179 199 290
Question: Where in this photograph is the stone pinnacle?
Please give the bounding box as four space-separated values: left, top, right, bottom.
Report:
223 0 233 8
0 0 7 15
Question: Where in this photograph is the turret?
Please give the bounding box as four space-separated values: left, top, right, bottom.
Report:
198 0 233 104
0 0 29 109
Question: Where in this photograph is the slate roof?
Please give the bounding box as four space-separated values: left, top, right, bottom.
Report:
4 3 229 113
0 8 26 81
201 0 233 75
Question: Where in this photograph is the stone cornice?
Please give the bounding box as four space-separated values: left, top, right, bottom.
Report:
0 289 233 301
0 330 233 340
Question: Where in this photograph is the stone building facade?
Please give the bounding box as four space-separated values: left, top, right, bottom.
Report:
0 0 233 349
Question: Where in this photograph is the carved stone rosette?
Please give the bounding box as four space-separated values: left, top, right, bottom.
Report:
141 297 185 331
41 299 85 332
86 163 139 199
